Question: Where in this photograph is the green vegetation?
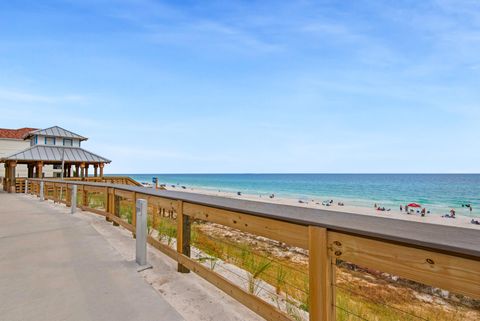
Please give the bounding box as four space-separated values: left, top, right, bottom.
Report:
87 192 106 209
245 256 272 295
275 265 287 295
147 215 153 235
157 218 177 246
119 200 133 224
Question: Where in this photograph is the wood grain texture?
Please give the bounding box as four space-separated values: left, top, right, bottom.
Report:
309 226 333 321
184 202 309 249
328 231 480 300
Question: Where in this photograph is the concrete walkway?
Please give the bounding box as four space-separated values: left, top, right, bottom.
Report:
0 192 184 321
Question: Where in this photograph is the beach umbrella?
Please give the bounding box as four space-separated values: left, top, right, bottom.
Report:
407 203 421 208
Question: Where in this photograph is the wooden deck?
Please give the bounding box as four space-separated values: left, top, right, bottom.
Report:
0 191 183 321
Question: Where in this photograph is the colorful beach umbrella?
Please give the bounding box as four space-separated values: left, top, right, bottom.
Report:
407 203 421 208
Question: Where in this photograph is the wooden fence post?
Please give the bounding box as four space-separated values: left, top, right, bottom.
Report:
309 226 334 321
105 187 111 221
177 200 191 273
66 184 71 207
81 185 86 207
113 191 119 226
132 192 137 237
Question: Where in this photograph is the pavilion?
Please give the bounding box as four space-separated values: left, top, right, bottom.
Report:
1 126 111 192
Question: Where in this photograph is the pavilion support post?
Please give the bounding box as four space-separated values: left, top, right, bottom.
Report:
3 163 10 192
27 164 34 178
67 165 72 178
99 163 104 178
85 164 89 178
94 164 98 177
75 164 80 177
36 162 43 178
8 162 17 193
80 163 85 179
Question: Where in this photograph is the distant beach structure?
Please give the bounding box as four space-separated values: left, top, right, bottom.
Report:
0 126 111 192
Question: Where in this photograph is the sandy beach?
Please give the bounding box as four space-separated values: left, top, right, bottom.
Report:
162 184 480 230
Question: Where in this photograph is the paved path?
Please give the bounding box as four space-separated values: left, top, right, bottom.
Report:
0 192 184 321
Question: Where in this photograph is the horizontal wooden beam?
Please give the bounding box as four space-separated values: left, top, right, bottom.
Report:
183 202 309 249
135 193 177 210
79 206 107 217
328 231 480 300
114 189 134 199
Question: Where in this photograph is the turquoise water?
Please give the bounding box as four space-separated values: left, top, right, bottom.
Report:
117 174 480 217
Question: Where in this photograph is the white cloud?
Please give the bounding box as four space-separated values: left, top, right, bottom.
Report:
0 88 86 103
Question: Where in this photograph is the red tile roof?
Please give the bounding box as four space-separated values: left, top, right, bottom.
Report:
0 127 38 139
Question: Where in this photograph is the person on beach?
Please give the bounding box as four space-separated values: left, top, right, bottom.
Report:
470 206 473 213
374 203 377 208
400 205 403 211
450 209 456 218
405 205 409 213
421 208 426 217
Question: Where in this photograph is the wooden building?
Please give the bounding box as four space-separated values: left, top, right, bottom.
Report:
1 126 111 192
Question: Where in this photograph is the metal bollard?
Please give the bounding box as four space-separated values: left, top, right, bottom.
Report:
40 181 44 201
71 185 77 214
25 179 28 194
135 199 148 266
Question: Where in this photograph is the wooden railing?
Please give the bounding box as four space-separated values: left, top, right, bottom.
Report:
24 178 480 321
65 176 141 186
15 176 141 193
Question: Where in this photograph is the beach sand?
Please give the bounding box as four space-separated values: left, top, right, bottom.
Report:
163 185 480 230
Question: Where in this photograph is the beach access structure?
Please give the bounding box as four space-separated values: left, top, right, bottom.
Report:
21 178 480 321
0 126 112 193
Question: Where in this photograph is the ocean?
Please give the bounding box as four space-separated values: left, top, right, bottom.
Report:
118 174 480 217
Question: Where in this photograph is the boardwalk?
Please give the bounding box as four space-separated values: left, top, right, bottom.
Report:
0 191 183 321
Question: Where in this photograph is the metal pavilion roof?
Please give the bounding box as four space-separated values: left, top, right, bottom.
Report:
24 126 88 141
0 145 111 163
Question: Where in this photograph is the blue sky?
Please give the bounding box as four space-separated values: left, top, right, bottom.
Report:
1 0 479 173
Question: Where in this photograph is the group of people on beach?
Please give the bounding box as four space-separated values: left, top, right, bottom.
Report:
462 203 473 212
374 204 391 212
320 200 345 206
398 205 429 217
443 209 456 218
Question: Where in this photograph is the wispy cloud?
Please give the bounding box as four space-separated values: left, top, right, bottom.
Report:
146 20 282 54
102 0 282 55
0 88 86 103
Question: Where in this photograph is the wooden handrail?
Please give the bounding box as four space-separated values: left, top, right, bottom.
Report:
25 178 480 259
